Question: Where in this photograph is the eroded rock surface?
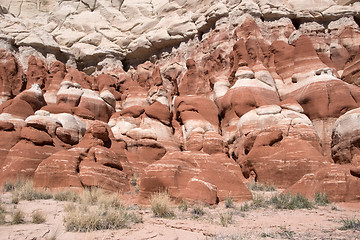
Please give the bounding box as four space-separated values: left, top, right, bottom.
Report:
0 0 360 203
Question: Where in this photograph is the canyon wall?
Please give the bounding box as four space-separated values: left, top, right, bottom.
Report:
1 0 360 203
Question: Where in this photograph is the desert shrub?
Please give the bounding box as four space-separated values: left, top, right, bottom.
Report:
98 192 122 209
64 205 135 232
178 201 188 212
150 192 175 218
13 181 52 201
191 205 205 217
79 187 103 205
339 218 360 231
270 193 313 210
3 179 27 192
314 192 331 206
277 227 295 239
225 196 235 209
54 190 78 202
247 182 276 192
32 210 46 224
11 209 25 224
250 193 269 209
63 188 142 232
219 212 233 227
240 202 250 212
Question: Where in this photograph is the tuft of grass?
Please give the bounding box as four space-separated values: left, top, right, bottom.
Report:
191 205 205 218
250 193 269 209
0 204 5 225
79 187 103 205
314 192 331 206
225 196 235 209
12 181 52 201
11 209 25 224
64 204 138 232
270 193 313 210
339 218 360 231
3 180 26 192
98 192 123 209
12 195 19 204
240 202 250 212
64 190 142 232
150 192 175 218
247 182 276 192
178 201 188 212
219 212 233 227
32 210 46 224
54 190 78 202
277 226 295 239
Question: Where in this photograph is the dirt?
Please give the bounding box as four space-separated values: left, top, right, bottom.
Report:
0 191 359 240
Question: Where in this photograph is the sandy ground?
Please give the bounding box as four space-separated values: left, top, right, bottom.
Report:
0 191 360 240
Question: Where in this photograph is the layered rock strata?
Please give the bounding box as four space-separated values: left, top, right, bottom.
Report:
0 0 360 203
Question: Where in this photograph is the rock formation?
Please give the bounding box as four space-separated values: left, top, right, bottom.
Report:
0 0 360 203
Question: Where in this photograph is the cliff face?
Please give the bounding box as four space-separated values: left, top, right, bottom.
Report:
1 0 360 203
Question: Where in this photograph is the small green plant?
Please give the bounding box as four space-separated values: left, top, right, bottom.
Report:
314 192 330 206
219 212 233 227
247 182 276 192
240 202 250 212
11 209 25 224
150 192 175 218
261 232 275 238
270 193 313 210
3 179 25 192
32 210 46 224
277 226 295 239
225 196 235 209
331 205 341 211
191 205 205 217
178 201 188 212
339 217 360 231
130 175 137 186
54 190 78 202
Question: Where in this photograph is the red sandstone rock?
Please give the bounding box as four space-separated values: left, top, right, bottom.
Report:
138 151 252 204
237 105 330 188
26 56 48 89
0 49 24 103
287 164 360 202
34 121 131 191
342 47 360 86
178 59 211 96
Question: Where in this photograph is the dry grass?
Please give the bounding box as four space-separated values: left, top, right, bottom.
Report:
31 210 46 224
0 204 5 225
225 196 235 209
150 192 175 218
247 182 276 192
11 209 25 224
4 180 52 201
219 212 233 227
54 190 78 202
63 188 141 232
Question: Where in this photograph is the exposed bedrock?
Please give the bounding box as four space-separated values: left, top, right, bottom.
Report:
0 0 360 203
